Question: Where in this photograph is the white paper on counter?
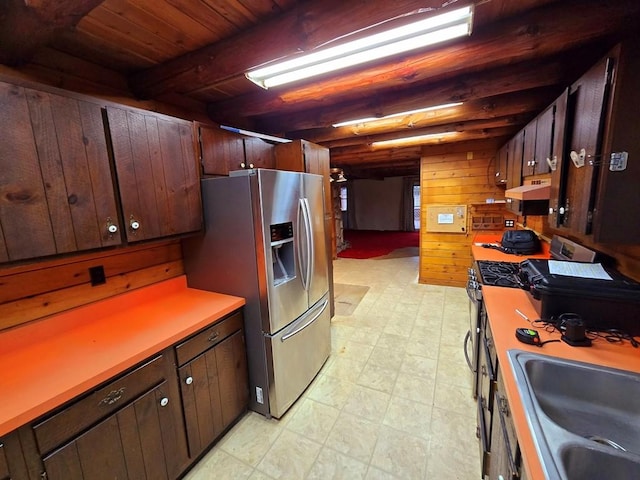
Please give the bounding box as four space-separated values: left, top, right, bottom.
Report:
548 260 612 280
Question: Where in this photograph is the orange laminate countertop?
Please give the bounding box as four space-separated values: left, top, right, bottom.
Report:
0 275 245 437
476 239 640 479
471 232 551 262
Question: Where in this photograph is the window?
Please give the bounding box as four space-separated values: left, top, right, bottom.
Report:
413 184 421 229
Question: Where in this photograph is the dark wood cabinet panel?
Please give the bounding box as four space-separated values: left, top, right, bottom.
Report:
559 54 612 234
506 131 524 190
177 315 248 460
548 89 569 228
534 105 554 176
38 352 188 480
107 106 201 242
0 82 120 263
592 40 640 243
494 144 508 187
0 430 29 480
522 121 537 177
43 382 185 480
244 137 275 169
198 124 243 175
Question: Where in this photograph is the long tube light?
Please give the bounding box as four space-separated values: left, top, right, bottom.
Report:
371 131 458 148
246 6 473 89
332 102 463 128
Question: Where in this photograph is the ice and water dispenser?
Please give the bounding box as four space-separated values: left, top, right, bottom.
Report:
270 222 295 286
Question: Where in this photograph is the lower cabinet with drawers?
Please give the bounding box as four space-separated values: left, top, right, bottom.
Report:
1 309 248 480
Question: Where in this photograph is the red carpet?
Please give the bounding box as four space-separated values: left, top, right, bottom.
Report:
338 230 419 259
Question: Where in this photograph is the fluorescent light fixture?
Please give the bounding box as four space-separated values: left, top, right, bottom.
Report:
246 6 473 89
332 102 463 127
371 131 458 148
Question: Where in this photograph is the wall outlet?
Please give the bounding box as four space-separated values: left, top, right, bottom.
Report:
504 219 515 228
256 386 264 404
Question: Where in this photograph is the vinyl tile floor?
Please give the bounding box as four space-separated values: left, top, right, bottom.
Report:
184 255 481 479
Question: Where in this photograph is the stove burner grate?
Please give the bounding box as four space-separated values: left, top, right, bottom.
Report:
477 260 521 288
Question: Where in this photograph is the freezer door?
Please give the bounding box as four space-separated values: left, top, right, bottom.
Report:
258 169 308 333
302 173 329 306
265 294 330 418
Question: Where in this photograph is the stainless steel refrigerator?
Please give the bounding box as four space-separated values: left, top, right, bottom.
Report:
182 169 331 418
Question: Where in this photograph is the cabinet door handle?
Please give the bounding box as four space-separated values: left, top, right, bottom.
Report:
185 376 193 385
207 331 220 342
99 387 125 406
159 397 169 407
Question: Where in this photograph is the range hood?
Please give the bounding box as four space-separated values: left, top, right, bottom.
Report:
505 183 550 200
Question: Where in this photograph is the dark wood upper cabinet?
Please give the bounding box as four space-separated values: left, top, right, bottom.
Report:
198 123 275 176
592 40 640 243
243 136 275 170
494 143 508 187
198 124 244 175
106 106 202 242
558 54 612 235
522 121 537 177
0 82 121 263
534 105 554 176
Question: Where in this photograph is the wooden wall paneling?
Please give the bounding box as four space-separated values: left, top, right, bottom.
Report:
0 241 184 331
420 147 506 287
0 82 57 260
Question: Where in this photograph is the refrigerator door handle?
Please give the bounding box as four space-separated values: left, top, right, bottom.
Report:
281 299 329 342
302 197 314 289
297 198 313 291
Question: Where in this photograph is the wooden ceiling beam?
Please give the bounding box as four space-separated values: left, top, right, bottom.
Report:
322 115 527 149
0 0 105 65
289 87 557 146
330 126 516 164
128 0 450 99
254 60 570 134
206 0 638 122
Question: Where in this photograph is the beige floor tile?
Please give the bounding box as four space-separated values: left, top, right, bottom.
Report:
436 345 473 388
307 374 355 409
357 362 398 394
376 332 410 351
285 398 340 444
307 447 368 480
248 470 275 480
367 345 405 371
433 381 476 419
323 355 366 383
365 466 402 479
426 442 480 480
400 353 438 380
382 395 432 440
255 429 321 479
182 448 253 479
333 339 375 364
392 372 436 405
430 406 480 455
349 325 383 346
342 384 391 422
370 425 429 479
219 412 283 467
325 411 381 462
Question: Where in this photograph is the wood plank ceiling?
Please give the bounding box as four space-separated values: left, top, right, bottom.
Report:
1 0 639 179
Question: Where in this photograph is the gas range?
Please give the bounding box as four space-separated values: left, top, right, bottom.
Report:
476 260 521 288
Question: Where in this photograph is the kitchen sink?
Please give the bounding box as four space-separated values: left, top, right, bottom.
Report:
508 350 640 479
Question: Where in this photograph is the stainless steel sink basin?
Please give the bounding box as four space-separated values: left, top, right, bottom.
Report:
508 350 640 479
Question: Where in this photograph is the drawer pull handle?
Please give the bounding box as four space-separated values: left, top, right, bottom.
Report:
99 387 126 406
160 397 169 407
185 376 193 385
207 331 220 342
